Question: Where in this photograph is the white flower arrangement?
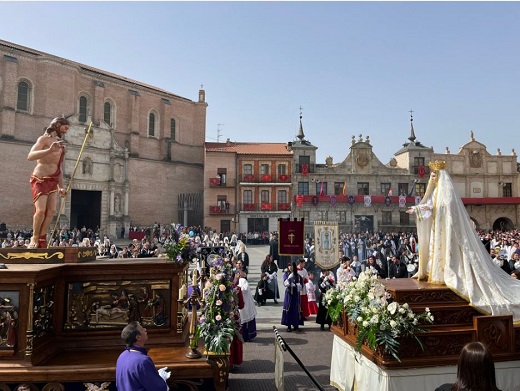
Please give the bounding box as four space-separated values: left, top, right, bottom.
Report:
325 269 434 361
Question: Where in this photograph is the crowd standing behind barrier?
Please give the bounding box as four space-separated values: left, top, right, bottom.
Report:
1 223 520 276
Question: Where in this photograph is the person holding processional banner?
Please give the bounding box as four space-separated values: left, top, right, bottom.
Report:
277 218 305 261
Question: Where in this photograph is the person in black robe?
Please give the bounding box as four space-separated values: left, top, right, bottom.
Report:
316 269 334 331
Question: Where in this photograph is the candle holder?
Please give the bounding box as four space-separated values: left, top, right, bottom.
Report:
184 268 203 359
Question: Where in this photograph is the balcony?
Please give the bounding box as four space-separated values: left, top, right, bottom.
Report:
412 166 430 176
277 174 291 183
209 177 235 187
295 164 315 174
243 174 257 182
209 204 234 214
260 203 273 211
278 202 291 211
239 203 292 212
241 174 291 183
209 177 221 187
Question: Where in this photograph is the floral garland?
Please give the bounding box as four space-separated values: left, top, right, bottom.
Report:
325 268 434 361
163 224 198 264
197 255 241 354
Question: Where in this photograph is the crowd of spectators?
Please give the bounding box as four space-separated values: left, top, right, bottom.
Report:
305 229 520 281
2 221 520 279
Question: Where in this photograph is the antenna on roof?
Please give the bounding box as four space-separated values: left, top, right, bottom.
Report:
217 124 224 143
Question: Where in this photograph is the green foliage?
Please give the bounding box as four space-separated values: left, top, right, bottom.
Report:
163 225 198 264
198 256 240 355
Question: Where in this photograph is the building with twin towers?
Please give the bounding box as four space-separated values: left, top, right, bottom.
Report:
205 114 519 236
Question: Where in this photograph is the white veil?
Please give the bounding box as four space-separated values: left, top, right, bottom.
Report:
416 169 520 322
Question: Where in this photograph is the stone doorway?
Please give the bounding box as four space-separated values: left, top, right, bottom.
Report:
492 217 514 232
71 189 101 231
354 215 374 232
220 219 231 234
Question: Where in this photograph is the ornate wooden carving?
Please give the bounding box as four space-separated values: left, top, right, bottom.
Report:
332 279 520 369
42 383 65 391
206 354 229 391
475 315 514 355
33 285 55 339
64 280 170 330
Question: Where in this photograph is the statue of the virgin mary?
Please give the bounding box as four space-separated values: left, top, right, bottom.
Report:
408 161 520 322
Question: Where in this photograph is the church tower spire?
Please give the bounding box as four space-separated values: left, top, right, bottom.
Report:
408 109 416 143
297 106 305 141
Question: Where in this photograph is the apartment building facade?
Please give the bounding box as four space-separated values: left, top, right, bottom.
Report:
204 141 293 234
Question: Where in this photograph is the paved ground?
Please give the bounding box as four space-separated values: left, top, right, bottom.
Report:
227 245 337 391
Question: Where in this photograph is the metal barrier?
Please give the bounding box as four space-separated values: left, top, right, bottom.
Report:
272 326 326 391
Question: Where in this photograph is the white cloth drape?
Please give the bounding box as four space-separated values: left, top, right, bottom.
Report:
274 337 285 391
238 277 256 324
330 335 520 391
413 169 520 322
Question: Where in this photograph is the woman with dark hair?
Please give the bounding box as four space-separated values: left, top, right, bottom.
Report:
435 341 501 391
281 261 304 332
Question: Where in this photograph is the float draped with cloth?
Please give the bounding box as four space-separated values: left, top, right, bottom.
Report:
412 160 520 322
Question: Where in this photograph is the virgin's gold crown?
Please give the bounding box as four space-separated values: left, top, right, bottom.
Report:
428 160 446 171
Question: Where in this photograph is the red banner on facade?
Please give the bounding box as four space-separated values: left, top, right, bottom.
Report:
278 218 305 256
301 164 309 176
418 165 426 178
295 194 304 207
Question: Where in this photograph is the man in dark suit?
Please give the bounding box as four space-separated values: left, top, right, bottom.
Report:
388 255 408 279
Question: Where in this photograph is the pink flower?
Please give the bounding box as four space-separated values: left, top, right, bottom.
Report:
215 314 222 321
216 300 223 306
219 284 226 291
216 273 223 280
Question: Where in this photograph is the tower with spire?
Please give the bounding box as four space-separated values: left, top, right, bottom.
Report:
288 108 317 197
393 110 433 172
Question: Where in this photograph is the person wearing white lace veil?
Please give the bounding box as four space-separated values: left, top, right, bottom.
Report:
407 160 520 323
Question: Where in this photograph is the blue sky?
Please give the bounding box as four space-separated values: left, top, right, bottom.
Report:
1 1 519 164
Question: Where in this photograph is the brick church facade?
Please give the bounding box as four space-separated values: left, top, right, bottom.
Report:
0 39 206 238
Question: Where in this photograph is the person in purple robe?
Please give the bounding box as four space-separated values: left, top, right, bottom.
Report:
116 321 170 391
281 261 304 332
